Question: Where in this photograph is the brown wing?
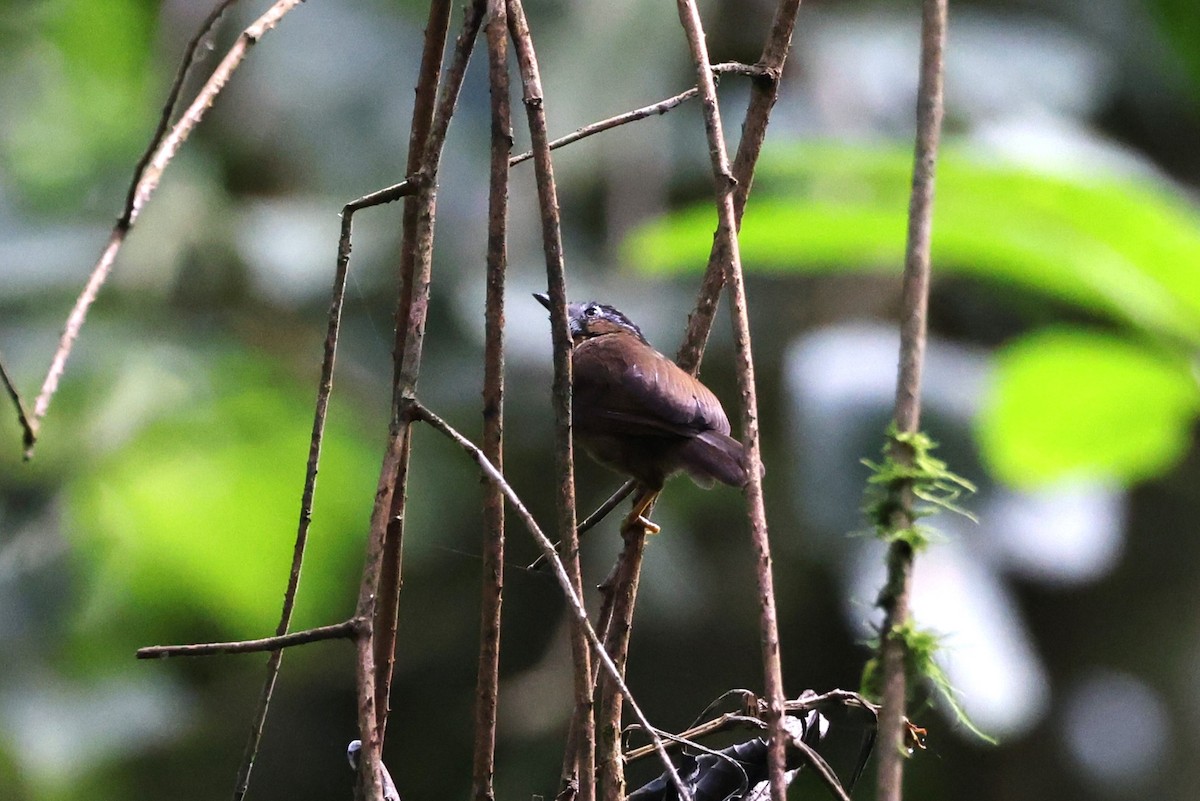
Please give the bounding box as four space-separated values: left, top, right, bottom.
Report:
572 335 731 438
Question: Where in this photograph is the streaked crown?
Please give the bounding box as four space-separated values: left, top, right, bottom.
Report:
566 301 647 343
534 293 648 344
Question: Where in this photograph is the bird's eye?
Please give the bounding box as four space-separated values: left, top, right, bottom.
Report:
584 305 599 318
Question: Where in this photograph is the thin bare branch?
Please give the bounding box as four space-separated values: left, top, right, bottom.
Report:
623 716 762 763
504 2 594 798
673 4 787 801
365 0 456 770
24 0 304 457
510 87 697 168
347 180 420 213
526 480 636 571
5 0 246 453
472 2 512 800
228 178 417 801
790 738 852 801
876 0 948 799
408 400 691 801
0 355 34 453
508 63 768 167
136 620 360 659
709 61 774 79
596 502 654 801
580 481 638 536
121 0 243 227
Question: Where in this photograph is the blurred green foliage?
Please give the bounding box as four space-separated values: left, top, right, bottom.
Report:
628 142 1200 486
65 351 376 638
978 329 1200 486
1148 0 1200 101
0 0 157 203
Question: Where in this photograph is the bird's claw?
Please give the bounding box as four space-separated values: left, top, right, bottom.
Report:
635 515 661 535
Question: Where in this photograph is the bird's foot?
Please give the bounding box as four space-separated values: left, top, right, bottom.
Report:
635 515 661 535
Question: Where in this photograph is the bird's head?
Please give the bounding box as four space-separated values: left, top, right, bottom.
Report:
533 293 648 344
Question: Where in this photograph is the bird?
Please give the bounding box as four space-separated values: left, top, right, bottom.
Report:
347 739 401 801
533 292 750 540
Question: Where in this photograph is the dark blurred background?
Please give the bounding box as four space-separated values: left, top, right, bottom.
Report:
2 0 1200 799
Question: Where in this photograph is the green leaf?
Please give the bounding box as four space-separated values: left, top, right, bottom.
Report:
65 352 378 636
977 330 1200 486
626 142 1200 344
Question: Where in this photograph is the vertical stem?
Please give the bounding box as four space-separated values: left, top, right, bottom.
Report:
673 3 787 801
505 2 593 799
358 2 484 797
595 510 651 801
371 0 455 753
472 3 512 801
875 1 947 800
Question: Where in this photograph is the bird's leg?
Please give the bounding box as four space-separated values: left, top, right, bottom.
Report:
622 487 661 534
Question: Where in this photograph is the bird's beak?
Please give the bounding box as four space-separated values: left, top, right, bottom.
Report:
535 292 582 338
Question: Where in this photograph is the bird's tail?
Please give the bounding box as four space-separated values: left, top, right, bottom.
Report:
681 431 754 488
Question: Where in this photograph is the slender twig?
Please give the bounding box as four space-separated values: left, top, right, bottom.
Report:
408 400 691 801
876 1 948 800
0 355 34 453
556 544 629 801
706 61 770 78
507 63 766 167
673 4 787 801
22 0 304 458
623 715 764 763
660 15 807 792
557 579 618 801
504 3 595 798
347 180 420 213
228 178 416 801
136 620 360 659
596 500 654 801
510 87 698 168
526 480 637 571
472 3 511 801
121 0 244 227
580 480 638 536
789 738 853 801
